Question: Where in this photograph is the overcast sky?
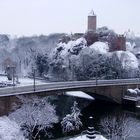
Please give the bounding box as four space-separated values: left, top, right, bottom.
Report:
0 0 139 36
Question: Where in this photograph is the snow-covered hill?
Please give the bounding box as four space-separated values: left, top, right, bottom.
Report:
56 37 139 69
1 30 140 79
50 35 140 80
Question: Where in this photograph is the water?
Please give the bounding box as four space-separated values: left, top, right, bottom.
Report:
1 95 140 139
81 99 121 129
48 96 140 139
81 99 140 139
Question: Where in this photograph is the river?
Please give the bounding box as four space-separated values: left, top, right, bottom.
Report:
0 94 140 140
51 96 140 140
81 99 140 140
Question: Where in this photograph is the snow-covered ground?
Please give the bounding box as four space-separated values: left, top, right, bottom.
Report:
68 134 107 140
0 116 27 140
0 76 44 87
56 134 107 140
65 91 94 100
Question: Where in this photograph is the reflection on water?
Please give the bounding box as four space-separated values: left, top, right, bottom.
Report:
81 99 140 139
0 95 140 139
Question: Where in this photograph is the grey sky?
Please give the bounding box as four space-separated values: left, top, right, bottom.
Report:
0 0 139 36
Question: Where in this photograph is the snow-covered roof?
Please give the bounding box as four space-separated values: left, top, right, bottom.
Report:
88 10 96 16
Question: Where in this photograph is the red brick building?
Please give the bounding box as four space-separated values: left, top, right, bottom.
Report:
87 10 126 51
109 35 126 52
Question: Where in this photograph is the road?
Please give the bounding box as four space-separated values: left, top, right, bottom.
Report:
0 78 140 97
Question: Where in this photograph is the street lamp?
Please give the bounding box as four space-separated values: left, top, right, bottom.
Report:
32 67 36 92
94 61 99 85
95 66 98 85
12 66 15 87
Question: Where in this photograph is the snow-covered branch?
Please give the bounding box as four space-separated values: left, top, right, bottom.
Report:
9 95 58 139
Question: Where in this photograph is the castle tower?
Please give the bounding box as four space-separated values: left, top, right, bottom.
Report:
109 35 126 52
116 35 126 51
88 10 97 31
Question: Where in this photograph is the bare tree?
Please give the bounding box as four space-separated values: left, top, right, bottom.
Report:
9 95 58 140
100 113 138 140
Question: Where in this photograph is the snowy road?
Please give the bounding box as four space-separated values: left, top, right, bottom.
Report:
0 78 140 97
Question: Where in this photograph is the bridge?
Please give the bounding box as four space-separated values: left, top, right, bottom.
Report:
0 78 140 104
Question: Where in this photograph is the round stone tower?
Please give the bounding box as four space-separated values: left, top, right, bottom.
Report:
88 10 97 31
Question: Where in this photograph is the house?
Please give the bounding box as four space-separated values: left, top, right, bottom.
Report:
2 58 17 80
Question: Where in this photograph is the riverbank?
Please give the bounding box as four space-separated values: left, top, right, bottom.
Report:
54 134 107 140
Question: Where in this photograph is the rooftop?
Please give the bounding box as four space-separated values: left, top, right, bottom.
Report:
88 10 96 16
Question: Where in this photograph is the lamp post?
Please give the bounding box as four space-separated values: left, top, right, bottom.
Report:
12 66 15 87
9 66 16 88
95 66 98 85
33 67 36 92
95 61 98 85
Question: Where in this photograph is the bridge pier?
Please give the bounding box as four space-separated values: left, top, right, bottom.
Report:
0 96 13 116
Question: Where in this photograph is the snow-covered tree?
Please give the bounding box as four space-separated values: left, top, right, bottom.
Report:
1 31 140 80
113 51 140 78
48 37 87 81
98 53 125 79
100 113 138 140
35 53 49 76
61 101 82 134
0 116 27 140
49 35 140 80
72 54 95 80
97 26 117 43
9 95 58 140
